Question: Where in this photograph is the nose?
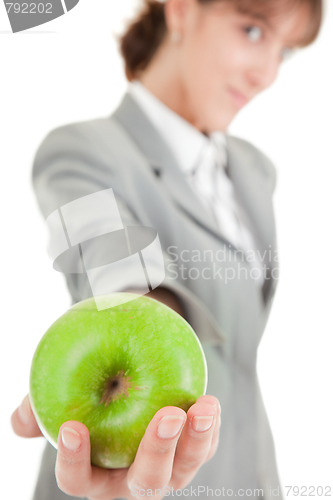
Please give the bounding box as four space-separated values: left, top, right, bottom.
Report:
246 55 280 91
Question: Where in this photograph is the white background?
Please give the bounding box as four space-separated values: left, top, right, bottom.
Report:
1 0 332 498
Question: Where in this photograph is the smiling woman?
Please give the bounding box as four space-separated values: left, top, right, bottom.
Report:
11 0 325 499
120 0 322 132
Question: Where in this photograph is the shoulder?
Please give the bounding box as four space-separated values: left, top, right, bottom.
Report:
32 115 146 187
33 117 123 165
226 134 277 193
31 116 152 217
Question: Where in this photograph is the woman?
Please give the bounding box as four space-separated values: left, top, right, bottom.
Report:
11 0 323 499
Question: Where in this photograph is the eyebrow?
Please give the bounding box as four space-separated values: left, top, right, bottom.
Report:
238 11 275 32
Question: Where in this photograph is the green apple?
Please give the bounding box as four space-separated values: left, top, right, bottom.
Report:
29 293 207 468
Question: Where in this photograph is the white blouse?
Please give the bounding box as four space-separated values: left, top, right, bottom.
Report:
128 80 263 284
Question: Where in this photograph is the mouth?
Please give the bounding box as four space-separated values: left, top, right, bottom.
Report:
227 87 249 109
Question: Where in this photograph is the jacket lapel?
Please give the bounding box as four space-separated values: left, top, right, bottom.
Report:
227 137 276 253
227 136 278 301
112 93 278 303
113 93 237 247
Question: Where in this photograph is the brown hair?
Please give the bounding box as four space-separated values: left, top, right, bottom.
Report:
119 0 323 81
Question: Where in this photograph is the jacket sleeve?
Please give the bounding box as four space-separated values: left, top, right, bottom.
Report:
32 119 224 344
32 120 151 305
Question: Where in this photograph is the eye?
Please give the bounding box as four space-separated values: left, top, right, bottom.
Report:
244 25 263 42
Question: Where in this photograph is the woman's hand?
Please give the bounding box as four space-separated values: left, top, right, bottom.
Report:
11 394 221 499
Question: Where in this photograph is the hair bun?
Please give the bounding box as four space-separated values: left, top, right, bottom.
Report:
120 0 167 81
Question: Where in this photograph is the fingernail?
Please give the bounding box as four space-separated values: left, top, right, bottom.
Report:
192 415 214 432
61 427 81 451
18 396 32 425
157 415 185 439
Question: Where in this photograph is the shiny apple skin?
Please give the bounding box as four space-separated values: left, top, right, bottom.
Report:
30 293 207 468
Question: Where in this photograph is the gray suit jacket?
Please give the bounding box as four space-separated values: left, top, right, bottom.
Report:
31 93 282 500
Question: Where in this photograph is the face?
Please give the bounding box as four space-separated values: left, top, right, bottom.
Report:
172 0 311 132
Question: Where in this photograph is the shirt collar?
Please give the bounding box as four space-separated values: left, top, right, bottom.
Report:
128 80 226 174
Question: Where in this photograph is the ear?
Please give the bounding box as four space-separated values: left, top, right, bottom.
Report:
164 0 194 34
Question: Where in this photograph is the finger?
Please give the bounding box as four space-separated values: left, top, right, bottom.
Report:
170 395 220 490
127 406 186 497
56 421 131 499
11 395 43 438
55 421 92 497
